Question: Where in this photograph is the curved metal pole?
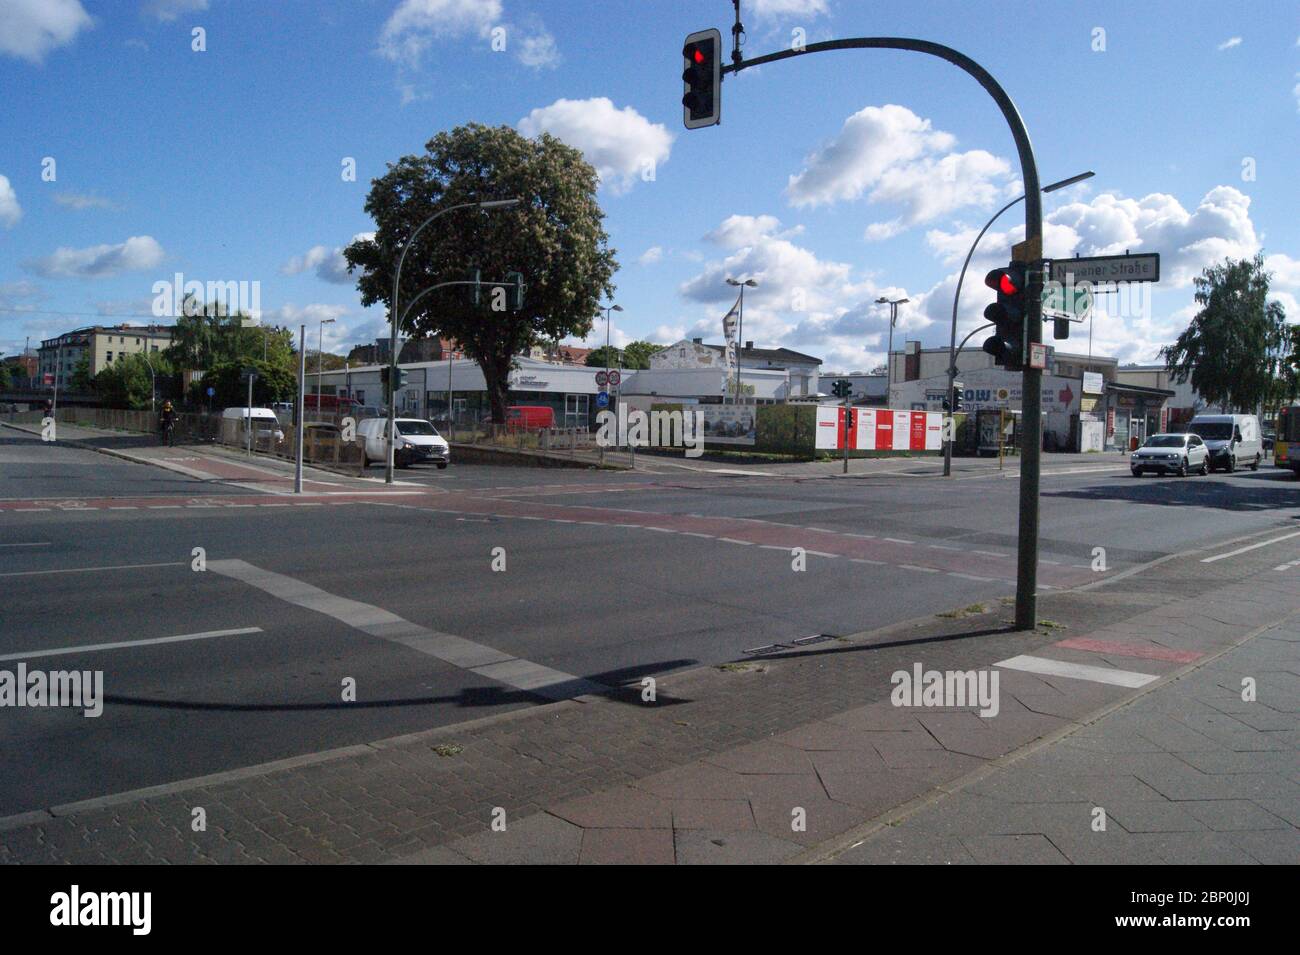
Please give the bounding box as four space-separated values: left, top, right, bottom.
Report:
386 201 481 484
944 193 1025 477
727 35 1043 630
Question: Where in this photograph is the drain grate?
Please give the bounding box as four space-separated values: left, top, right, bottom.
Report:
743 633 837 656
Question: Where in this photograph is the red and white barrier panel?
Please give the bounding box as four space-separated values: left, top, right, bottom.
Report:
814 407 944 451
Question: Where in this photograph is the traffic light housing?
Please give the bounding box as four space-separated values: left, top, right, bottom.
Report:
982 262 1028 371
505 271 525 311
1053 317 1070 340
394 368 408 391
845 409 855 431
682 29 721 129
831 379 851 399
953 388 964 413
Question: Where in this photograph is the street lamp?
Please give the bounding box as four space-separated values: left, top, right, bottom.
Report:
941 170 1094 476
600 303 623 464
315 316 336 415
386 197 521 484
876 296 909 404
726 277 757 404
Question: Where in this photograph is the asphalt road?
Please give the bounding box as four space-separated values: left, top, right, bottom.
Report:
2 430 1298 815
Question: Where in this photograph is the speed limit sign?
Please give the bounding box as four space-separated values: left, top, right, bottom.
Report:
595 370 608 387
608 369 621 386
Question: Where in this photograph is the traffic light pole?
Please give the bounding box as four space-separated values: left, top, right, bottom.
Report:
723 35 1044 631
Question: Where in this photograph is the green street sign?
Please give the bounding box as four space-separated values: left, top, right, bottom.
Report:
1041 280 1093 323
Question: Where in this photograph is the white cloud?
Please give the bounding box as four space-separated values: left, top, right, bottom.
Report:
378 0 501 66
677 213 920 372
0 175 21 227
638 246 663 266
1293 73 1300 113
0 0 92 64
748 0 829 19
25 235 164 278
1216 36 1242 51
515 27 559 68
786 104 1014 238
518 98 673 194
281 233 373 285
52 191 116 211
142 0 207 21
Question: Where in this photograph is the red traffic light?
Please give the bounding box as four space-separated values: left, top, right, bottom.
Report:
984 267 1023 296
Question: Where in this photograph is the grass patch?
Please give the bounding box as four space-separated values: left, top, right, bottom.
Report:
431 743 463 757
936 602 989 619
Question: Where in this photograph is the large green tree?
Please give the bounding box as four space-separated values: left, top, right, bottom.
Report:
344 123 618 423
584 341 662 370
1161 254 1288 413
167 296 295 370
194 358 297 408
93 353 174 410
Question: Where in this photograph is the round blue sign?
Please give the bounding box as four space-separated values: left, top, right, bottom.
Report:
595 391 610 409
207 386 216 397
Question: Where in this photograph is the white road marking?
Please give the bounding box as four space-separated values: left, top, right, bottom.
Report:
0 627 263 662
1201 530 1300 563
0 561 186 578
0 542 51 548
206 559 603 700
995 654 1158 688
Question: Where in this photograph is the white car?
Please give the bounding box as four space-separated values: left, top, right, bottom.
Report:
1131 433 1208 477
357 417 450 469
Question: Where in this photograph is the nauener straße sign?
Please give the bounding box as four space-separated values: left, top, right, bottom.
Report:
1049 252 1160 285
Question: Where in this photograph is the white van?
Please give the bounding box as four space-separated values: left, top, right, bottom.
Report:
357 417 450 469
1186 413 1262 472
221 406 285 443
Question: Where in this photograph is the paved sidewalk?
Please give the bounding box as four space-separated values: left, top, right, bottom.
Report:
3 526 1296 865
827 616 1300 865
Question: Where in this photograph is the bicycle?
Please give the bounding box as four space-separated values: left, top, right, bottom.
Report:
160 418 176 447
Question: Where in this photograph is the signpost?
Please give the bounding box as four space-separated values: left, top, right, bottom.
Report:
1050 253 1159 285
241 366 257 458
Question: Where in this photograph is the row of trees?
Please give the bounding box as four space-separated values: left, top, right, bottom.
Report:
585 341 663 369
1161 253 1296 417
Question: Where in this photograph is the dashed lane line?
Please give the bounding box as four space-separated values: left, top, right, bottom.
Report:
0 627 263 663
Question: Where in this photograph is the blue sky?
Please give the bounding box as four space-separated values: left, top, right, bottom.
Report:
1 0 1297 372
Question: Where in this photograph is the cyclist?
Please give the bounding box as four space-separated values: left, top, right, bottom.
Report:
159 400 177 443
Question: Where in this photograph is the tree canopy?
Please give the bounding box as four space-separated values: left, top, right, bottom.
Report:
585 341 663 370
1161 254 1288 413
344 123 618 422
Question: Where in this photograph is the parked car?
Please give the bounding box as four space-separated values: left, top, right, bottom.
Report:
221 406 285 443
1186 413 1262 472
1130 432 1209 477
357 417 449 469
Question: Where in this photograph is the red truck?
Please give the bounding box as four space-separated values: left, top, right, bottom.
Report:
505 405 555 431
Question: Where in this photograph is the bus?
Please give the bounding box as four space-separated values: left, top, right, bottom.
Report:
1275 404 1300 475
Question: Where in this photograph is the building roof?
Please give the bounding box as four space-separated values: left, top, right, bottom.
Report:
698 343 822 365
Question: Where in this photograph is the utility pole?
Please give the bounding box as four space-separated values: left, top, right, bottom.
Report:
316 316 336 415
599 303 622 465
726 277 756 405
295 325 306 493
876 296 908 407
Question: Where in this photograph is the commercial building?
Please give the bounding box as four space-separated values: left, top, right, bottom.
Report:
888 340 1173 452
315 355 604 429
651 338 822 398
37 325 173 388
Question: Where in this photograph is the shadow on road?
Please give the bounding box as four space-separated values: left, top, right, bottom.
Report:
1046 471 1300 512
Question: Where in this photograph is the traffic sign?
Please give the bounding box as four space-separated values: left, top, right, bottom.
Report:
1050 253 1159 285
1041 280 1093 322
1028 342 1048 370
206 386 216 397
595 391 610 409
595 370 608 387
607 369 621 386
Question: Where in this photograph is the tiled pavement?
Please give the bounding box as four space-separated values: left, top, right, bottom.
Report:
4 534 1296 864
829 616 1300 865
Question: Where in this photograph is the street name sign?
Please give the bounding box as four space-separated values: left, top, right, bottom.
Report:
1050 253 1159 285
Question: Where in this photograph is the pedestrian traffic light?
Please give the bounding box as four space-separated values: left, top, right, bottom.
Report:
682 29 721 129
505 271 525 311
982 262 1028 371
953 388 964 413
